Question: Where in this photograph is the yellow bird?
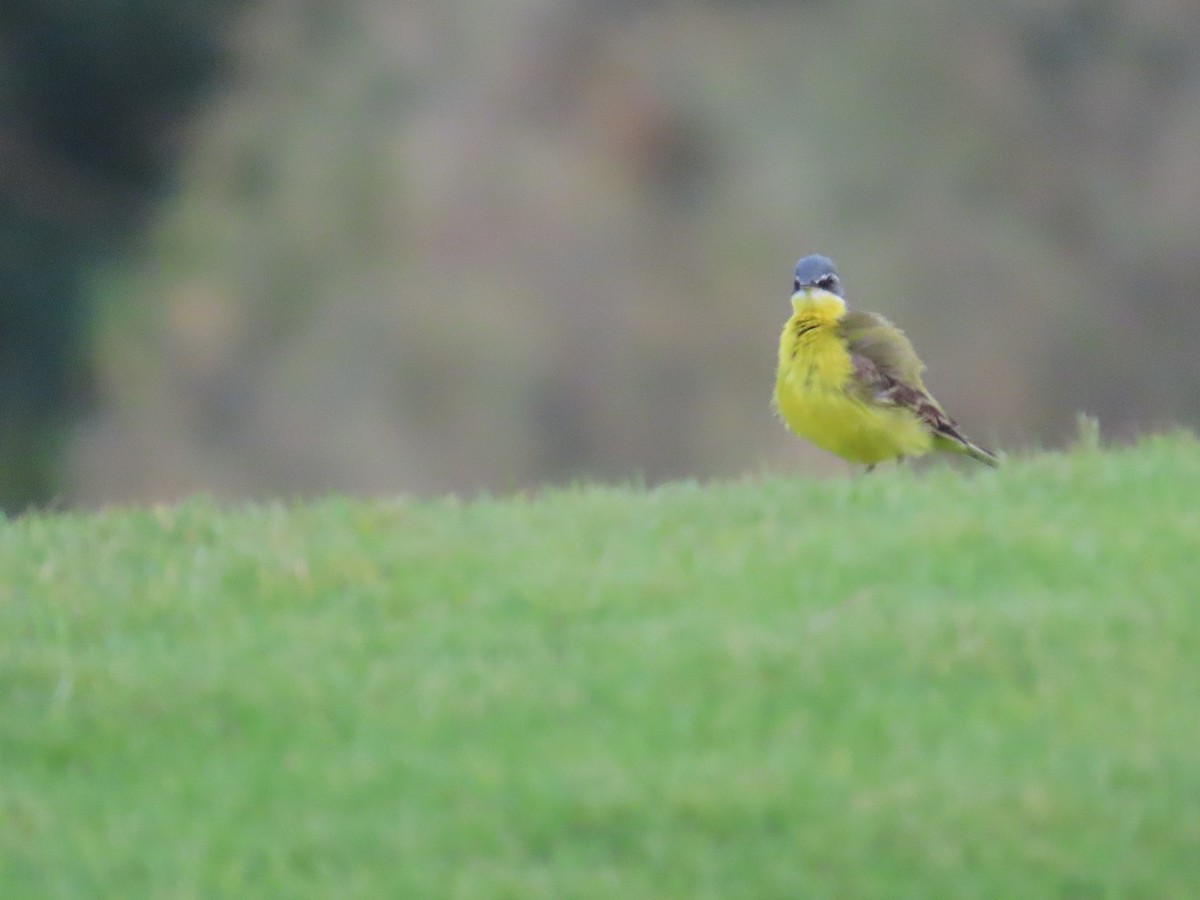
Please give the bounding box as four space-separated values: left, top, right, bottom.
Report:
773 254 998 470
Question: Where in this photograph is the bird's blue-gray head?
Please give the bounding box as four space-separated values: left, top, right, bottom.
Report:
792 254 843 298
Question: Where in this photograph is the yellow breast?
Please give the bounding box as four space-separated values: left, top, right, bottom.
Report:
773 290 932 465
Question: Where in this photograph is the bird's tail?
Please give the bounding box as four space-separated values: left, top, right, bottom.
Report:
936 433 1000 467
960 439 1000 468
932 425 1000 468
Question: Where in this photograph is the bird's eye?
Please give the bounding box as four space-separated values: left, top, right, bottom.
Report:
793 278 801 291
817 275 838 291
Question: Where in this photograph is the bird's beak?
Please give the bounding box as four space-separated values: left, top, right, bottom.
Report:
791 286 830 301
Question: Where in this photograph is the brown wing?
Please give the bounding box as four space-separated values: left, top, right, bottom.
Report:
840 310 999 465
840 309 985 449
838 310 926 388
849 352 978 448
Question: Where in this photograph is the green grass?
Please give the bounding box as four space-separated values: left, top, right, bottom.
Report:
4 433 1200 898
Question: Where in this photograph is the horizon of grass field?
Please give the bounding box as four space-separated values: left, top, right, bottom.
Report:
3 432 1199 897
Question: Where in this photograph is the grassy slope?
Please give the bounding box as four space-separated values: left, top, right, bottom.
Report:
3 434 1200 898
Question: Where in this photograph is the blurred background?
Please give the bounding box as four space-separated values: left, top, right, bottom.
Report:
2 0 1198 511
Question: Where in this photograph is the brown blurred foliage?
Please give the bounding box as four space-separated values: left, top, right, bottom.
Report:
69 0 1200 503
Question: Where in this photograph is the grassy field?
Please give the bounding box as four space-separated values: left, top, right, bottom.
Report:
3 433 1200 898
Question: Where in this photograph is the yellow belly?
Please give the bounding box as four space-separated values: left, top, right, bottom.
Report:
775 377 932 464
774 318 932 465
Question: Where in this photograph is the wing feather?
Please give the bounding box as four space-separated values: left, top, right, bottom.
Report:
838 310 927 388
839 310 980 450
